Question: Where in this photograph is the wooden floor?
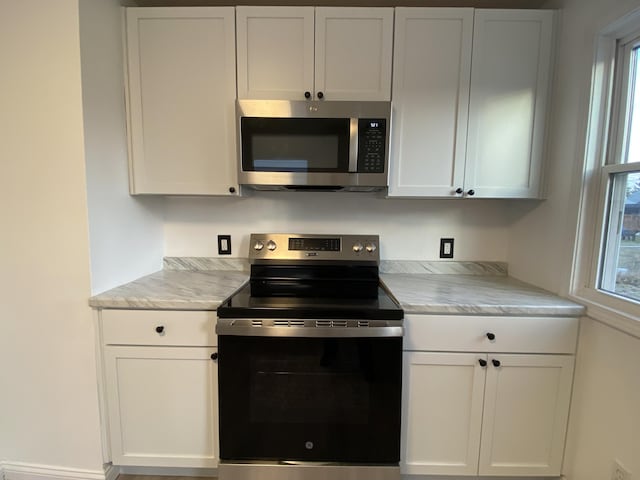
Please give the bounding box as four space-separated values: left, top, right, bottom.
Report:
119 476 217 480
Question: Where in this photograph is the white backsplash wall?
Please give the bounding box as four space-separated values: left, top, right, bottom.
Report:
164 192 511 260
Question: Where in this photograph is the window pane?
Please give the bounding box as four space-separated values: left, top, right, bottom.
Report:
624 46 640 163
599 171 640 301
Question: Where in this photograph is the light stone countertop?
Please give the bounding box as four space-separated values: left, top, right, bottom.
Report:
89 259 585 317
89 269 249 310
380 273 585 316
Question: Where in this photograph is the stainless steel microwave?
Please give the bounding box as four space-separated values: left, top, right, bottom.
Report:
237 100 391 191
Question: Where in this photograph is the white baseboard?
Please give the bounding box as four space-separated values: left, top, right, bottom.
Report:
1 462 116 480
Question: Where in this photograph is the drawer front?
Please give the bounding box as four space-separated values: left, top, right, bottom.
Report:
404 315 579 354
101 309 217 347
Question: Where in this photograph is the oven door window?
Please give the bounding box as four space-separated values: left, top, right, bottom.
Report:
218 335 402 464
241 117 350 172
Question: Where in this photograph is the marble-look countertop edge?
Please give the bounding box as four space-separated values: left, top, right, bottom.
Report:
89 263 586 316
400 304 585 316
88 298 224 310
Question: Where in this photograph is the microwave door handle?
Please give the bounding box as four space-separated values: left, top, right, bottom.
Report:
349 118 358 173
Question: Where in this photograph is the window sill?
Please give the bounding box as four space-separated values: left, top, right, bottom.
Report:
569 288 640 339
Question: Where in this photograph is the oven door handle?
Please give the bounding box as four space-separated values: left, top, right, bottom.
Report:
216 319 403 338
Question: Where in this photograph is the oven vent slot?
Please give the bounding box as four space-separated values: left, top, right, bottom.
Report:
251 319 263 327
315 320 352 328
274 319 305 327
358 320 370 328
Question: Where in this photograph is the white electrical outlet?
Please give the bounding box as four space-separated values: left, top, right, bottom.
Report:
612 460 632 480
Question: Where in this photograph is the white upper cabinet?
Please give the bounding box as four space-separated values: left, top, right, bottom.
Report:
465 9 554 198
236 7 315 100
236 6 393 101
389 9 554 199
314 8 394 101
389 8 473 197
125 7 238 195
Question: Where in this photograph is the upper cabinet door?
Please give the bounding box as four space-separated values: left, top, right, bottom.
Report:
465 10 554 198
388 8 473 197
126 7 238 195
236 6 315 100
314 7 393 101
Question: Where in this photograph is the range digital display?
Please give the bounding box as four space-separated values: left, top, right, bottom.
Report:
288 237 341 252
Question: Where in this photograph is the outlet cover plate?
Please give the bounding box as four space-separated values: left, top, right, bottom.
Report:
440 238 454 259
218 235 232 255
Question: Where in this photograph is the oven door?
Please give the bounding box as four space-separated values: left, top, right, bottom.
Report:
217 326 402 464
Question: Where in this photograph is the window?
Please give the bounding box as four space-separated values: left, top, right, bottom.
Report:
590 31 640 305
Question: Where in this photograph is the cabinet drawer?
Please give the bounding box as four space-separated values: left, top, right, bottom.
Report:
404 315 578 354
101 310 217 347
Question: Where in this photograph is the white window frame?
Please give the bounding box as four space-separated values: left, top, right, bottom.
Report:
571 10 640 338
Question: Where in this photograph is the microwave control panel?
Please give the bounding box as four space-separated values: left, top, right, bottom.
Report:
357 119 387 173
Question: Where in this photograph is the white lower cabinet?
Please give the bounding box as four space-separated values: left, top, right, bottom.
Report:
100 310 219 468
403 352 484 475
402 315 577 477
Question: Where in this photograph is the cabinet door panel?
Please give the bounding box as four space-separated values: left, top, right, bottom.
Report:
105 346 218 467
314 8 393 101
465 10 553 198
479 354 574 476
126 7 237 195
389 8 473 197
236 6 314 100
402 352 485 475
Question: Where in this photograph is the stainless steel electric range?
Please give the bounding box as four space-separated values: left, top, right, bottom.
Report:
216 233 403 480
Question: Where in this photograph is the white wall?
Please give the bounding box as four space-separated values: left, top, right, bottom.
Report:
0 0 103 472
507 0 640 294
80 0 165 295
504 0 640 478
164 194 511 261
563 319 640 480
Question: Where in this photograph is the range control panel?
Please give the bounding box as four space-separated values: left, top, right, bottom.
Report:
249 234 380 263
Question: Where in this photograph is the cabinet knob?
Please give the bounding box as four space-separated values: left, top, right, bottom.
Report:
229 186 236 194
455 187 463 195
478 359 487 367
155 326 164 334
467 189 475 196
304 91 311 99
492 359 501 367
317 91 324 99
211 352 218 361
486 332 496 341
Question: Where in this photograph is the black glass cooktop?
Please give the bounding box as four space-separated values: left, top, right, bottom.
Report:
217 283 403 320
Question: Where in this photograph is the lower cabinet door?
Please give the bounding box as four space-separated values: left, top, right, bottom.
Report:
104 346 219 467
479 354 574 476
401 352 486 475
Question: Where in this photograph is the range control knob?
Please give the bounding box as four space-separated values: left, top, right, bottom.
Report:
267 240 277 251
365 243 377 253
353 242 364 253
254 241 264 251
